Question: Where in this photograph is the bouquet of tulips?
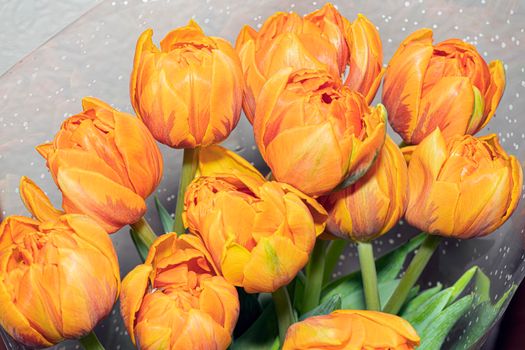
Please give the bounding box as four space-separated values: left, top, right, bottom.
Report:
0 3 522 350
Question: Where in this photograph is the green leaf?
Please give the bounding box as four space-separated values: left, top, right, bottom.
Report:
473 268 491 304
448 266 478 306
300 294 342 321
403 267 477 333
451 284 517 350
405 289 455 333
230 303 278 350
154 195 174 233
401 283 443 317
419 294 474 350
129 228 149 262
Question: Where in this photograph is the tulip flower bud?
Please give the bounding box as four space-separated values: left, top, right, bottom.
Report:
283 310 420 350
236 4 383 122
120 233 239 350
406 129 522 238
321 137 408 242
0 212 120 348
254 68 386 197
36 97 163 233
383 29 506 144
130 20 244 148
184 145 327 293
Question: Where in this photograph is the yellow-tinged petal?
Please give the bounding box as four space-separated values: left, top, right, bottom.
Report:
243 236 309 293
221 241 252 287
19 177 63 221
198 145 266 187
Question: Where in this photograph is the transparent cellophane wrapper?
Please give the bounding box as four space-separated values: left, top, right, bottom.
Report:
0 0 524 349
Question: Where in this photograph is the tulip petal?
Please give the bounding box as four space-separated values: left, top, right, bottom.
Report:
345 14 383 101
48 148 126 187
64 215 120 290
466 85 486 134
424 180 460 235
265 123 345 196
198 145 266 188
237 39 266 123
253 67 293 155
113 112 163 198
120 264 152 344
57 168 146 233
411 77 474 144
481 60 506 129
58 245 117 338
280 183 328 235
130 29 159 118
221 241 251 287
453 167 509 238
281 192 317 252
383 29 434 143
0 216 40 250
0 252 54 348
235 25 257 51
199 276 239 334
207 43 243 146
405 129 448 229
342 104 387 188
19 177 63 222
243 236 309 293
341 310 420 343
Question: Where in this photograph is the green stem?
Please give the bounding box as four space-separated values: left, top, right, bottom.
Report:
383 234 442 314
173 148 200 234
272 287 296 346
357 242 381 311
79 331 105 350
130 217 157 248
322 239 348 286
302 239 328 313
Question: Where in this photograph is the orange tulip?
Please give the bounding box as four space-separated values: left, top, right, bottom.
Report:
236 3 383 122
383 29 506 144
183 145 327 293
406 128 522 239
0 178 120 348
321 137 408 242
254 68 386 197
36 97 163 233
283 310 420 350
130 20 244 148
120 233 239 350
